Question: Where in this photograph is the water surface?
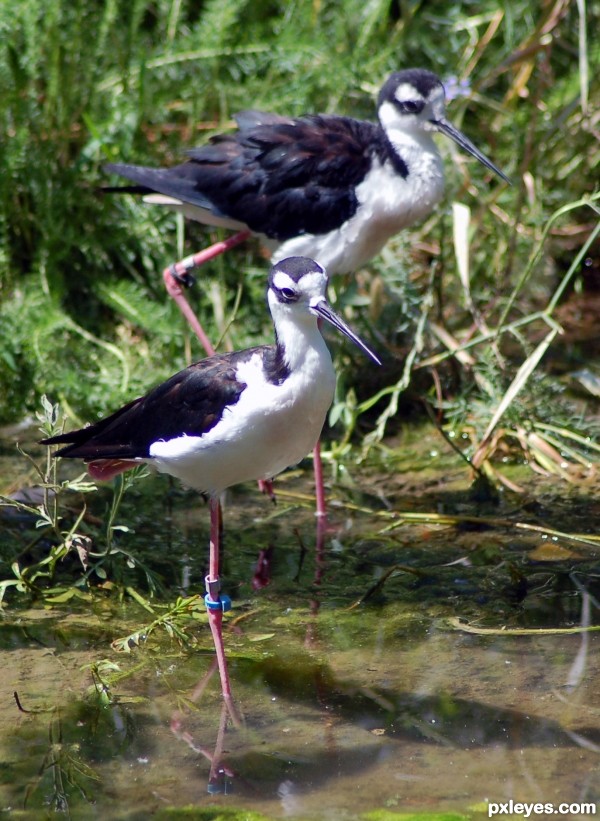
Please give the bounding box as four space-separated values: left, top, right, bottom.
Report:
1 427 598 819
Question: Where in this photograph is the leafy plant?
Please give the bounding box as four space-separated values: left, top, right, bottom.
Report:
0 397 162 602
0 396 97 602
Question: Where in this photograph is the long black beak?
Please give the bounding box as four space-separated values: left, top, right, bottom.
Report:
311 299 382 365
434 117 511 184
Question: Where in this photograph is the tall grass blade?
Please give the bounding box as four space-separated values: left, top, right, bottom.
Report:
472 327 559 468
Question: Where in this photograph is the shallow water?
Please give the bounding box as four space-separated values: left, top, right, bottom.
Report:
1 427 599 819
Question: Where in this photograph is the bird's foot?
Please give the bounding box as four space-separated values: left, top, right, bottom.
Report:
258 478 276 503
165 260 197 294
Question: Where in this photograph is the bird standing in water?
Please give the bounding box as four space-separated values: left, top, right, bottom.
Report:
41 257 381 715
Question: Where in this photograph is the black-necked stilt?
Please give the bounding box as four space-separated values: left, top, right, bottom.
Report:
104 67 509 348
41 256 381 715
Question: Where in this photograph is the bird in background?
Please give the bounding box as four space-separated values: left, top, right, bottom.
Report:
41 256 382 715
104 67 509 352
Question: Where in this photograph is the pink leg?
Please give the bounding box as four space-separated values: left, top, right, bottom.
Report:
313 440 327 518
205 496 241 726
312 320 327 519
258 478 275 500
163 229 251 357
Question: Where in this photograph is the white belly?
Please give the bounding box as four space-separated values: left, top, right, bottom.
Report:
148 349 335 496
270 154 445 274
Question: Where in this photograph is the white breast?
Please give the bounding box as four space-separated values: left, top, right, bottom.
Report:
270 141 445 275
148 347 335 496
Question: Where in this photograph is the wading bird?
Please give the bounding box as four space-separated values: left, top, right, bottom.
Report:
41 257 381 715
104 67 508 347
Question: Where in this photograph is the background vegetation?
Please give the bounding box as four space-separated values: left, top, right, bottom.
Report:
0 0 598 474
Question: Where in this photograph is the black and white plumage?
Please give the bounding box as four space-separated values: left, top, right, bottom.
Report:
104 68 509 275
41 257 380 494
42 257 380 714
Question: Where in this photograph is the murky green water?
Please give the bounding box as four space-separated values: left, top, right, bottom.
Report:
1 427 599 819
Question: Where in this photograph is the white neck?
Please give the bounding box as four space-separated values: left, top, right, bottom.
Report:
269 298 332 375
378 100 441 166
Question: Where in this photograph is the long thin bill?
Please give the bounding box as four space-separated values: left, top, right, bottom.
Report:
435 118 511 184
311 300 382 365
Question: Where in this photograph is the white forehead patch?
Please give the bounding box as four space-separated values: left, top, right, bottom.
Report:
394 83 423 104
272 270 296 291
272 267 327 298
298 270 328 296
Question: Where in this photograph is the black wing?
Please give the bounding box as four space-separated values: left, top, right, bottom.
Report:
42 348 270 461
105 113 381 241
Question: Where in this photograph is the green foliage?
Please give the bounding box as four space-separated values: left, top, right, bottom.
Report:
0 396 95 590
110 593 209 652
152 808 272 820
0 397 164 602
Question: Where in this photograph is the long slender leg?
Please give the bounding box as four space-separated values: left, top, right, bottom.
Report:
313 319 328 520
313 440 326 519
163 230 251 357
205 496 240 725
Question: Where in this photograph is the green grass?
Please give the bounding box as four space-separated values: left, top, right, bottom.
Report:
0 0 599 476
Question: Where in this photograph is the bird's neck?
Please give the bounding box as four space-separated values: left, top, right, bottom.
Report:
271 311 331 379
384 124 439 166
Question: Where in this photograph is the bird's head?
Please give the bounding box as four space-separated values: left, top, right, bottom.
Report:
267 257 381 365
377 68 510 183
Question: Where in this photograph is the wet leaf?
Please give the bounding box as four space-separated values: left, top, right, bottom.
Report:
45 589 78 603
528 543 583 561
